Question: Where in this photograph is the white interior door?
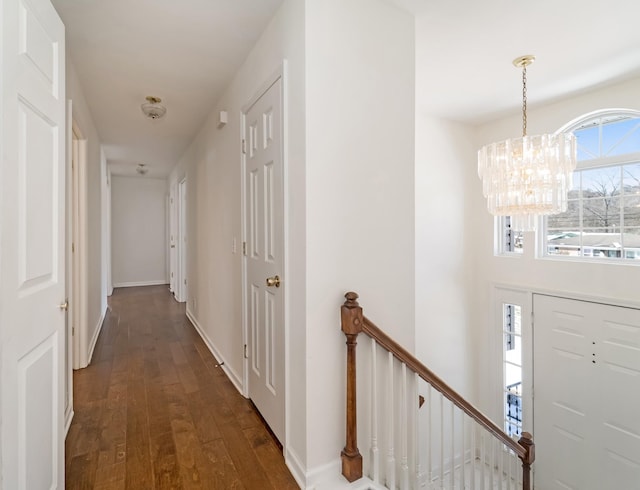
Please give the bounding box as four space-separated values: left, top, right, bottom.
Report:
169 182 177 294
244 77 285 444
0 0 66 488
534 294 640 490
177 178 187 303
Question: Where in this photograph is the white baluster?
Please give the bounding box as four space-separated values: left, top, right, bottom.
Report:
370 339 379 483
415 374 423 488
460 414 465 490
470 422 476 490
400 363 409 489
508 448 513 490
449 401 454 490
480 432 485 490
440 393 444 487
498 439 503 490
489 438 495 489
386 351 396 489
426 385 432 489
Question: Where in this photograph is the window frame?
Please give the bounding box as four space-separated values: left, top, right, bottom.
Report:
538 109 640 263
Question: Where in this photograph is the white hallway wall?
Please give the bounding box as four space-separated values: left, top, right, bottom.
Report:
111 176 167 287
66 57 108 363
170 0 416 486
305 0 415 479
472 77 640 423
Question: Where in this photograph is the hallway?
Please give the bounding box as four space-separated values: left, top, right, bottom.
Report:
65 286 298 489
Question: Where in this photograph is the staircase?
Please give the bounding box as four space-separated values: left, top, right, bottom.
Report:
339 292 534 490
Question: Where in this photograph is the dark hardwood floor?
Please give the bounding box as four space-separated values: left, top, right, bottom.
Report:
65 285 299 489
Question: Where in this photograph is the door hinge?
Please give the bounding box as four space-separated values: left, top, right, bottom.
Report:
184 279 187 285
71 242 75 253
72 326 75 336
171 272 174 278
244 344 248 359
242 241 247 255
242 139 246 154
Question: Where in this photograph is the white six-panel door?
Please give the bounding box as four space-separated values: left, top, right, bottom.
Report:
534 294 640 490
0 0 66 488
243 77 285 444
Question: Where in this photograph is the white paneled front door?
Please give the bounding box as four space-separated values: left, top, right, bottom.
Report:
243 76 285 444
534 294 640 490
0 0 67 488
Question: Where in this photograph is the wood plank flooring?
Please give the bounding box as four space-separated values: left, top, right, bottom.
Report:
65 285 299 490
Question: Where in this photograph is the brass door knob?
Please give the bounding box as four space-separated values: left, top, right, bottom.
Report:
59 301 69 311
266 275 280 288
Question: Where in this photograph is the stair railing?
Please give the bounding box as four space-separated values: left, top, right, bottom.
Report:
340 291 535 490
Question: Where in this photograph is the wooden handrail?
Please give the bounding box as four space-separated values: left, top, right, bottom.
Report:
340 291 535 488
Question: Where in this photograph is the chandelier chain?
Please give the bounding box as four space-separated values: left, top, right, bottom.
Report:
522 65 527 137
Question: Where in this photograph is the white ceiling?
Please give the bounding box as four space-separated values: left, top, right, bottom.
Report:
53 0 640 177
395 0 640 124
51 0 285 178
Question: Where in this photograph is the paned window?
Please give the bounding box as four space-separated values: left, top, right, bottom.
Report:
544 111 640 260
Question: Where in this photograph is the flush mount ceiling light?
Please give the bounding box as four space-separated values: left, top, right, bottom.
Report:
136 163 148 175
141 95 166 120
477 55 577 232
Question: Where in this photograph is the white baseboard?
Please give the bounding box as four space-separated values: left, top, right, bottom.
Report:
285 446 307 489
86 306 107 365
64 409 74 437
185 308 244 394
112 280 168 288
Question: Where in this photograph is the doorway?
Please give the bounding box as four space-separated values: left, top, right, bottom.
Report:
69 120 88 371
242 73 286 445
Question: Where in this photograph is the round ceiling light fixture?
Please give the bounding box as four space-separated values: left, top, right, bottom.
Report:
141 95 166 120
136 163 149 175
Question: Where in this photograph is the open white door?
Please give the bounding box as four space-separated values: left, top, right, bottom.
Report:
0 0 66 488
243 76 285 444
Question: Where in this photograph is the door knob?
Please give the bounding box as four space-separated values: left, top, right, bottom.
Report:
266 275 280 288
59 300 69 311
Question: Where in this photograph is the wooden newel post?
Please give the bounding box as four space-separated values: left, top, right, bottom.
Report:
518 432 535 490
341 292 363 482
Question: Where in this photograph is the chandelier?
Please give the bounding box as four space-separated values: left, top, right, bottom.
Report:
477 55 577 231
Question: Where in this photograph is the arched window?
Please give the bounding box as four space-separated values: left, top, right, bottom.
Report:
542 109 640 260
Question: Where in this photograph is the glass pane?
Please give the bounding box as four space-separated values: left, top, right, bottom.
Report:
547 231 581 256
623 194 640 227
505 335 521 366
602 118 640 157
580 229 623 258
505 363 521 388
505 393 522 437
582 196 621 229
623 228 640 259
547 200 580 230
511 230 524 253
503 304 521 335
623 163 640 193
582 166 621 197
574 124 600 160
